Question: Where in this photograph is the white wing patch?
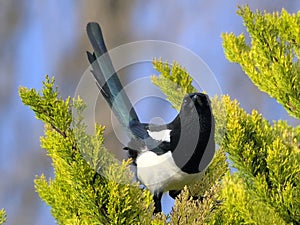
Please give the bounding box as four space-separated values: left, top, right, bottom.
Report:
147 129 171 142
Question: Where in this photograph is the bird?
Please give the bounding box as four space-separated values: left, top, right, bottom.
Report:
86 22 215 213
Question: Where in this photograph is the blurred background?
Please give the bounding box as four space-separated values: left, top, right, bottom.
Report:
0 1 299 224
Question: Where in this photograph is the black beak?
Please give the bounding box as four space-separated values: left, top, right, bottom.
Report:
192 95 201 105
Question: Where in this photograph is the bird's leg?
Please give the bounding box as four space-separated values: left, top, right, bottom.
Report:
169 190 181 199
153 192 163 213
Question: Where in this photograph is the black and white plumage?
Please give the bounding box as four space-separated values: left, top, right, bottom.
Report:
86 22 215 213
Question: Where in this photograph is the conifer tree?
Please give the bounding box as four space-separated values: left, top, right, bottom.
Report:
0 209 6 225
15 5 300 225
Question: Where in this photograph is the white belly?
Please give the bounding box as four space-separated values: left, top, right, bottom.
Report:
136 151 203 193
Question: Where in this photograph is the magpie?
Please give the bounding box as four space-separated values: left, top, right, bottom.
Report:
86 22 215 213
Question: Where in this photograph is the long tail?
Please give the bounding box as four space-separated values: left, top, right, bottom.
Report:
86 22 140 131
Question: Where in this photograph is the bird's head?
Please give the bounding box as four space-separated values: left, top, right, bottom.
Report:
175 92 213 132
180 93 211 116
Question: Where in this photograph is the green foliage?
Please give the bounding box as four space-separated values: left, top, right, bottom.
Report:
17 6 300 225
214 95 300 224
0 209 6 225
219 5 300 224
222 5 300 119
213 173 288 225
169 185 220 225
19 76 72 136
151 25 300 222
19 76 154 225
152 64 300 223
